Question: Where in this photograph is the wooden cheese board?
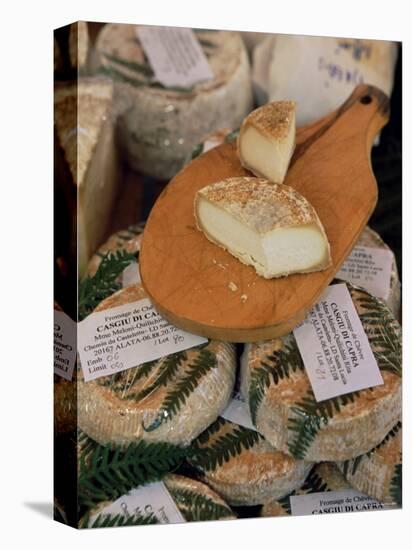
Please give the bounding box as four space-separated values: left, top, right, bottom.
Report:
140 84 390 342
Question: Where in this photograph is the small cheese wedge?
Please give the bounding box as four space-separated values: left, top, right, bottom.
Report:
238 101 296 183
195 177 331 279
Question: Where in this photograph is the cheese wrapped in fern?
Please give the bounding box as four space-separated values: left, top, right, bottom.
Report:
242 281 402 461
338 421 402 505
261 463 351 517
189 417 312 506
78 284 236 447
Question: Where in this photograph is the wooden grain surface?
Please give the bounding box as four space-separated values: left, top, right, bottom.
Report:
140 85 390 342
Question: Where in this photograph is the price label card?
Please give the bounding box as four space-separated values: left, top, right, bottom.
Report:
290 489 394 516
293 283 383 401
337 245 394 300
78 298 207 382
137 26 213 88
54 310 76 380
89 482 185 525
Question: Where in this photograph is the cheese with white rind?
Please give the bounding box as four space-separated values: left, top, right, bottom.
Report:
351 226 401 321
81 473 235 526
238 101 296 184
54 78 120 276
338 421 402 504
189 417 312 506
242 281 402 461
261 462 351 517
91 24 253 179
78 284 236 447
195 177 331 279
86 223 145 278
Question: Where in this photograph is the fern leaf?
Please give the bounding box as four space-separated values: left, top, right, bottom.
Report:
78 439 188 509
190 419 262 472
81 511 158 528
170 488 234 522
389 463 402 506
143 349 217 432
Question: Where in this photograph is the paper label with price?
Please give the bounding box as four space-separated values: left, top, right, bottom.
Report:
54 309 77 381
89 481 185 525
78 298 207 382
293 283 383 402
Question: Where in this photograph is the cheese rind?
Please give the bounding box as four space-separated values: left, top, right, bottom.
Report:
190 417 312 506
238 101 296 183
195 177 331 278
242 282 402 461
54 78 120 277
91 24 253 180
337 421 402 503
78 284 236 447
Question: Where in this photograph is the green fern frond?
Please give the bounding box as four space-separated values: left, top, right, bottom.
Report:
170 488 234 522
143 349 217 432
287 390 360 459
78 439 188 509
81 511 158 528
224 128 240 143
126 352 188 401
190 142 204 160
390 463 402 506
248 340 304 424
190 419 262 472
78 250 137 321
102 52 154 78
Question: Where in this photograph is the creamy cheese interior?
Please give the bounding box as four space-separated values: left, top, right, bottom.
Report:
197 199 328 278
239 124 295 184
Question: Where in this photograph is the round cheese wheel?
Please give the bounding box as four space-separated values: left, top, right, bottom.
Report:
86 223 145 278
92 24 253 179
242 281 402 462
261 462 351 517
78 284 236 447
190 417 312 506
338 421 402 504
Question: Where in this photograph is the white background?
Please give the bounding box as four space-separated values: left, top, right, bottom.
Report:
0 1 409 549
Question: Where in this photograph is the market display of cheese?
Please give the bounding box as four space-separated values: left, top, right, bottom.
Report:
86 223 145 278
91 24 253 179
261 462 351 517
347 226 401 320
195 177 331 279
189 417 312 506
78 284 236 447
54 77 120 277
242 282 402 461
338 421 402 504
237 101 296 184
69 21 89 71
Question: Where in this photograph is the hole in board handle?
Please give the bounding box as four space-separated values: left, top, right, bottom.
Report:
360 95 372 105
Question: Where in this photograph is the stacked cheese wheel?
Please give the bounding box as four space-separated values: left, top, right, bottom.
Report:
91 24 253 180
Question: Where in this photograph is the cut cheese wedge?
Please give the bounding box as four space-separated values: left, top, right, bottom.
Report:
78 284 236 447
242 281 402 461
190 417 312 506
338 421 402 504
195 177 331 279
238 101 295 183
261 462 351 517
